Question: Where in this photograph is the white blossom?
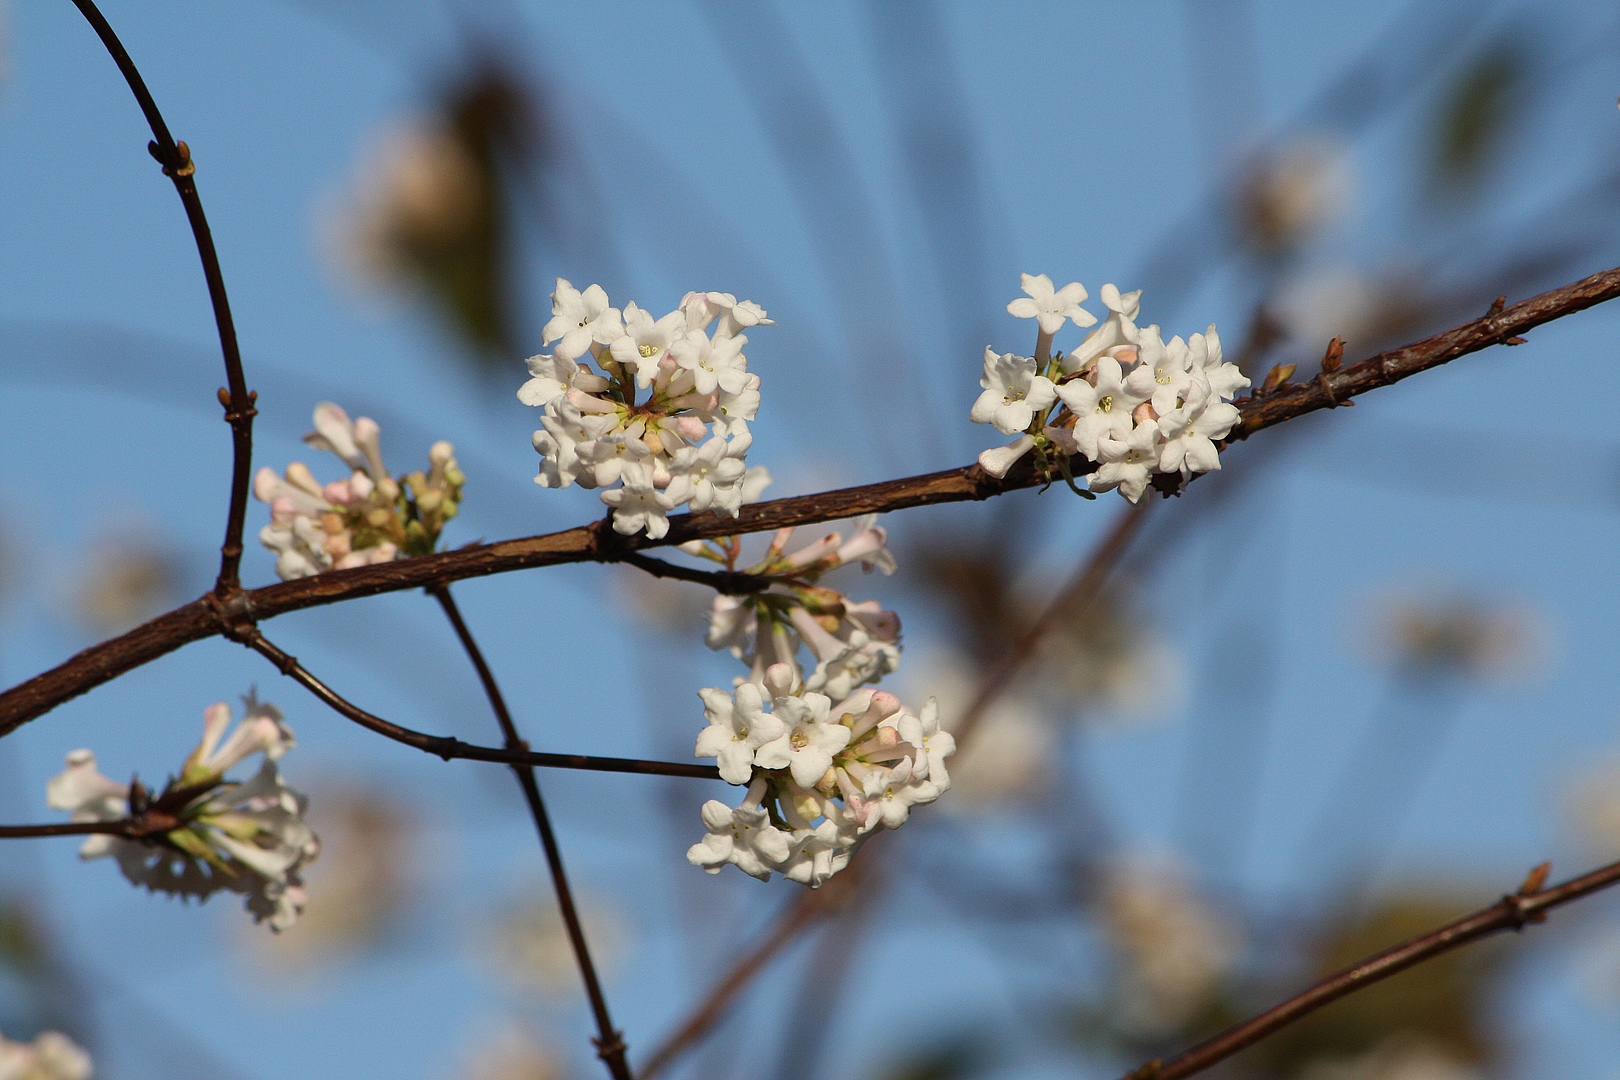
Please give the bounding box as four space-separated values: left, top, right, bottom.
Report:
1007 273 1095 337
971 349 1057 435
694 683 784 785
0 1029 92 1080
971 273 1242 501
255 404 462 580
686 796 792 881
522 280 771 536
540 278 621 363
45 696 319 932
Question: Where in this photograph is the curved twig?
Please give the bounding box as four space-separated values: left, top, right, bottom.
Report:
237 628 721 779
68 0 256 594
6 265 1620 740
1124 858 1620 1080
432 585 633 1080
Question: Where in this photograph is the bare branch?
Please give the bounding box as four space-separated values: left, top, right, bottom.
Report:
1123 857 1620 1080
432 585 633 1080
68 0 256 593
6 264 1620 741
0 814 177 840
237 627 721 779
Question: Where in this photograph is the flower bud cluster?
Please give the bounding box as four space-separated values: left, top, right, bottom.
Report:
254 402 464 580
691 515 901 698
688 664 953 886
972 273 1249 502
521 279 771 538
46 694 320 931
685 519 951 886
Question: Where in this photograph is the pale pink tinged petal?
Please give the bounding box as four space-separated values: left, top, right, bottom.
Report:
977 436 1035 478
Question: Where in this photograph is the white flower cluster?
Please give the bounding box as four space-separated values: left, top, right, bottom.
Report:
694 517 900 696
0 1029 92 1080
255 403 463 580
683 519 953 886
46 695 320 932
520 279 771 538
972 273 1249 502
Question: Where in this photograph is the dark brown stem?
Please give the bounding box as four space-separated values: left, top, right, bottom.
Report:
236 627 720 780
7 263 1620 740
68 0 255 594
430 585 633 1080
618 551 770 593
0 814 178 840
1124 858 1620 1080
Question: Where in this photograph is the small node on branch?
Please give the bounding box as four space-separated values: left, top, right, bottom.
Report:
1486 295 1507 319
1505 335 1528 345
1519 860 1552 896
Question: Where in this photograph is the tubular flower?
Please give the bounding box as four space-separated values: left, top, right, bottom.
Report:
254 403 464 579
521 279 771 537
688 516 901 695
971 274 1248 500
45 694 319 932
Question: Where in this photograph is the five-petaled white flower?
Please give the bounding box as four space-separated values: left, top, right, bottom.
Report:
695 683 785 785
1007 273 1096 337
971 349 1057 435
541 278 622 362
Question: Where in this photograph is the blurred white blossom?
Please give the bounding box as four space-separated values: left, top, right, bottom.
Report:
1361 586 1546 681
1101 858 1241 1038
1296 1037 1479 1080
0 1029 92 1080
481 892 623 998
1236 138 1352 253
450 1024 563 1080
46 694 318 931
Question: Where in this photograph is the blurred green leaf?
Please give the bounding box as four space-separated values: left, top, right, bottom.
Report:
1427 42 1528 197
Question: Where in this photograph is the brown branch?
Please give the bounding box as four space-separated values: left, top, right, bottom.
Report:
6 264 1620 740
1123 858 1620 1080
0 814 178 840
68 0 256 594
618 551 770 593
637 496 1152 1077
236 627 721 780
431 585 633 1080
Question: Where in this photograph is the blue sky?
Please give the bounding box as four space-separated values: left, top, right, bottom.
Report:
5 1 1620 1078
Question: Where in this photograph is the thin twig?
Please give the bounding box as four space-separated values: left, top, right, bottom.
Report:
1122 857 1620 1080
68 0 256 594
636 498 1151 1077
0 815 176 840
618 551 770 594
236 627 720 779
431 585 633 1080
7 264 1620 740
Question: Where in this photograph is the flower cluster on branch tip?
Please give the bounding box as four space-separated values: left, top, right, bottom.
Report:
973 273 1248 502
254 402 464 580
684 519 953 886
521 279 772 539
46 694 319 931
